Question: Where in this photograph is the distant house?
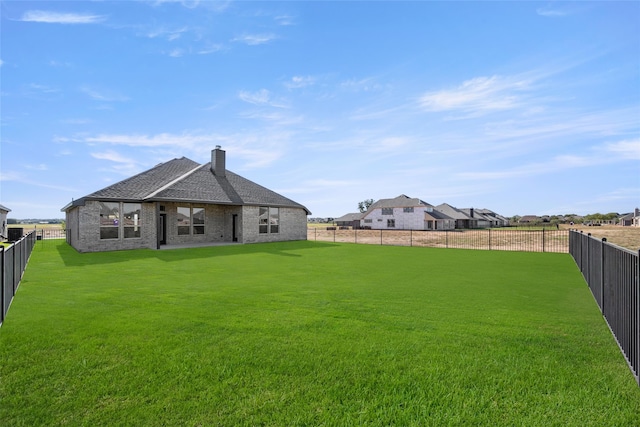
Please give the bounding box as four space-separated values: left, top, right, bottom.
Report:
476 209 510 227
62 147 310 253
334 212 364 228
519 215 539 224
434 203 477 229
0 204 10 239
619 208 640 227
361 195 454 230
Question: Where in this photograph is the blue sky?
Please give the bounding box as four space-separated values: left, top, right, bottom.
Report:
1 1 638 219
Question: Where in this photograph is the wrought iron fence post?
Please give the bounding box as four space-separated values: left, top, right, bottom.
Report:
333 228 336 243
601 238 606 313
488 228 491 251
355 228 357 244
637 248 640 386
1 245 4 325
410 229 413 247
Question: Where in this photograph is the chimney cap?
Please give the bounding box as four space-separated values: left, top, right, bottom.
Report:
215 145 222 150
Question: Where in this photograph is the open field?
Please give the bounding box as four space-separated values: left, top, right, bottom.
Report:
561 224 640 251
1 240 639 425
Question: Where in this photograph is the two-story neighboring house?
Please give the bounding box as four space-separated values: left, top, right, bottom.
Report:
361 195 455 230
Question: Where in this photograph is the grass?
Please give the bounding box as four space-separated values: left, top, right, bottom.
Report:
1 240 639 426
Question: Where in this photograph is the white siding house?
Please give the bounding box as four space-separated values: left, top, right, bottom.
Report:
361 195 454 230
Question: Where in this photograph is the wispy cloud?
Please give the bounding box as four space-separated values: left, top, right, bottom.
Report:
238 89 288 108
0 170 75 192
20 10 106 24
80 86 129 102
419 75 532 114
606 138 640 160
536 6 570 17
284 75 316 89
232 33 277 45
275 15 296 26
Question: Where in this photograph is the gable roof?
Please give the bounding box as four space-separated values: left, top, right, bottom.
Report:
62 156 310 214
335 212 364 222
434 203 472 220
367 194 432 210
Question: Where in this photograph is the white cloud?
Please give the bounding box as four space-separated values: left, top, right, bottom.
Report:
80 86 129 102
606 138 640 160
536 7 569 17
232 33 276 45
284 75 316 89
419 75 531 114
0 59 4 67
275 15 296 26
238 89 272 105
20 10 106 24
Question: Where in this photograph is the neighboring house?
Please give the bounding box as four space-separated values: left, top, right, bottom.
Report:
334 212 364 228
619 208 640 227
0 204 10 239
459 208 494 228
519 215 539 224
476 209 510 227
62 147 310 253
434 203 477 229
361 195 454 230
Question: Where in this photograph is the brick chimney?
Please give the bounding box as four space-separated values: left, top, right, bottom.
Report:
211 146 225 177
470 208 474 218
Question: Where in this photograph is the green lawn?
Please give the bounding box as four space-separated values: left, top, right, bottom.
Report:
1 240 639 426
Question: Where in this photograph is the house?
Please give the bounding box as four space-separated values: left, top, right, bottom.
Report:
458 208 495 228
334 212 364 228
361 195 454 230
619 208 640 227
434 203 477 229
519 215 539 224
0 204 10 240
476 209 510 227
62 147 310 253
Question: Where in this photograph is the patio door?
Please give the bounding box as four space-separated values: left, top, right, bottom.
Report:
159 213 167 245
232 214 238 242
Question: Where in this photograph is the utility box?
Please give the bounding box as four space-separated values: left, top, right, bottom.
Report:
8 228 23 242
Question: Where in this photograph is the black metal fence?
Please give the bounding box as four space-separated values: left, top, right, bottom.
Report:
569 230 639 386
1 231 37 326
308 228 569 253
7 227 67 242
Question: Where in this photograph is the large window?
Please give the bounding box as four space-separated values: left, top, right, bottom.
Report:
193 207 205 235
123 203 142 238
100 202 120 239
381 208 393 215
177 206 191 235
259 206 279 234
387 219 396 228
177 206 205 235
403 207 414 213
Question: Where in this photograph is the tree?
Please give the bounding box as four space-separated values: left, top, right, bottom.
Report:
358 199 374 213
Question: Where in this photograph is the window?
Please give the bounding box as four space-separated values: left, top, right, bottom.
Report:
99 202 119 239
403 207 414 213
387 219 395 228
123 203 142 238
259 206 279 234
381 208 393 215
259 207 269 234
178 206 205 235
364 219 372 224
177 206 191 235
193 207 205 235
270 207 279 233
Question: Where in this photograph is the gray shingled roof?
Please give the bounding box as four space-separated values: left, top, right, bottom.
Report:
0 204 10 213
63 157 310 214
335 212 364 222
368 194 432 210
434 203 472 220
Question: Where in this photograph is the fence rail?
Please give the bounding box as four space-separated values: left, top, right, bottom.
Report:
1 231 37 326
308 228 569 253
569 230 639 386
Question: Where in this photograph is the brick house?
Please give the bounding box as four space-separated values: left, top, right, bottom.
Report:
361 195 455 230
62 147 310 252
